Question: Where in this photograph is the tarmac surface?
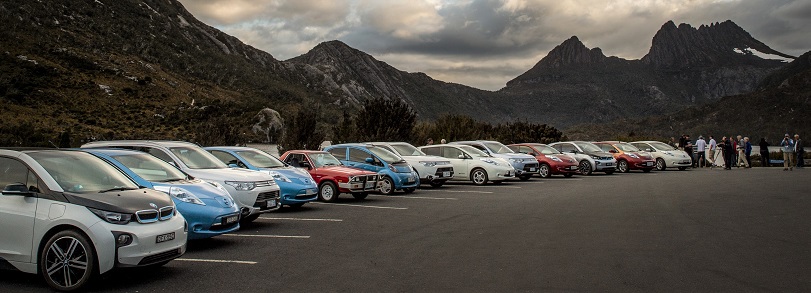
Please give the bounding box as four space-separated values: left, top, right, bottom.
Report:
1 167 809 292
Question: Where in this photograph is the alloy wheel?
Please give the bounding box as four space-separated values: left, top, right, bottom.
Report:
579 161 592 175
539 164 550 178
379 177 394 194
471 169 487 185
44 236 90 290
618 160 628 173
320 183 335 201
656 158 666 171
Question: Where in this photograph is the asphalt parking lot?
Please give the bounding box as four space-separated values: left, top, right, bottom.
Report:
2 167 809 292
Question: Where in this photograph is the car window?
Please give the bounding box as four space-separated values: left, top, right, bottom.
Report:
632 143 651 151
0 157 30 189
533 145 559 155
391 144 425 156
467 144 488 153
29 151 138 194
367 146 403 164
597 144 615 152
209 150 242 166
615 143 640 152
442 147 464 159
283 153 307 167
169 146 228 169
519 146 534 154
483 142 514 154
235 150 285 168
348 148 369 163
328 147 346 160
650 142 676 151
457 145 489 158
307 153 342 168
556 143 575 153
574 142 603 153
421 146 440 156
111 153 187 182
141 147 178 165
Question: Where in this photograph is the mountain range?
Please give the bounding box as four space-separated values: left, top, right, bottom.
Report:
0 0 806 145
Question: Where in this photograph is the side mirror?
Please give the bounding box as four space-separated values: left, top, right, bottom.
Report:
228 163 239 168
569 150 577 154
365 157 374 164
457 154 466 159
608 150 617 153
2 183 34 196
299 162 311 169
528 152 537 156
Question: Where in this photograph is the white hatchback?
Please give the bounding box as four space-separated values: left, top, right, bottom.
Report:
419 144 515 185
630 141 693 171
369 142 454 187
0 149 187 291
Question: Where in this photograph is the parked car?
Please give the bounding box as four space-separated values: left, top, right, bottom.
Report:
594 141 656 173
279 150 379 201
205 146 318 209
548 141 617 175
324 144 420 195
420 144 516 185
85 149 241 239
81 141 280 223
450 140 539 180
630 141 692 171
0 149 186 291
507 143 579 178
367 142 454 187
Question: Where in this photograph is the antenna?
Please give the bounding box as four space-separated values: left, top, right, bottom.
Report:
48 140 59 149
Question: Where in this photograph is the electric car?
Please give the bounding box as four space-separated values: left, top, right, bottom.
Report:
507 143 579 178
0 149 186 291
451 141 539 180
324 144 420 195
419 144 515 185
594 141 655 173
630 141 692 171
548 141 617 175
367 142 454 187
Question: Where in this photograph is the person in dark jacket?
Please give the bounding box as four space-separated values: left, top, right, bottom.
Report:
795 134 804 168
759 138 770 167
744 137 752 168
722 136 734 170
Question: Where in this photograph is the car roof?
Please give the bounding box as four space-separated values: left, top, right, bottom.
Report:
83 140 199 148
286 150 327 154
82 148 147 156
204 146 255 151
595 141 624 144
0 148 69 156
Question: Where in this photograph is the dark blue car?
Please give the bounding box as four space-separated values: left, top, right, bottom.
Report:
205 147 318 208
323 144 419 195
85 149 241 240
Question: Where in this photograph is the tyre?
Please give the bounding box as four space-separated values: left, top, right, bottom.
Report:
642 168 652 173
538 164 551 178
655 158 666 171
403 188 416 194
470 168 488 185
429 181 445 188
351 192 368 200
319 181 340 202
241 213 260 223
519 174 532 181
578 160 593 175
378 177 395 195
563 173 574 178
617 160 629 173
678 166 687 171
40 229 96 292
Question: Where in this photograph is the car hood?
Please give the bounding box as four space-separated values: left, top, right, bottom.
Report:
152 179 236 208
549 154 577 163
585 151 614 158
184 167 273 182
257 167 316 185
493 153 536 161
318 166 377 176
403 155 451 163
63 188 174 214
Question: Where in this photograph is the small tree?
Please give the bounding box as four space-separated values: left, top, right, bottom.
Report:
353 98 416 141
280 107 324 151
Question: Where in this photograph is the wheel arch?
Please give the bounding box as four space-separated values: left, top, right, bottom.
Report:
37 224 101 275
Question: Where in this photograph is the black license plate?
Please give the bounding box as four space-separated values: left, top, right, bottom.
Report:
223 215 239 225
156 232 175 243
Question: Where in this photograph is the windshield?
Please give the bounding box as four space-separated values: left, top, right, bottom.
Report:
650 142 676 151
367 146 404 163
574 142 604 153
532 144 561 155
111 153 187 182
308 153 343 168
458 145 490 158
390 144 426 156
236 150 285 168
30 151 138 194
483 142 514 154
170 146 227 169
615 143 641 152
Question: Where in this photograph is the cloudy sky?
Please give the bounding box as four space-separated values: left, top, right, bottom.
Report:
178 0 811 91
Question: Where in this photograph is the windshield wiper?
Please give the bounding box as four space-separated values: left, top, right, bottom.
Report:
99 187 140 193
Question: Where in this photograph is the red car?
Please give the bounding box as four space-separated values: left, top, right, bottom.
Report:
280 150 379 202
594 141 655 173
507 143 579 178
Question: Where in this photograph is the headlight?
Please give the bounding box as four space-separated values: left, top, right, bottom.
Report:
550 157 563 162
169 187 205 205
419 161 437 167
224 181 256 191
265 170 292 183
88 207 132 225
591 155 600 160
349 175 364 183
663 151 673 156
389 165 397 173
509 158 521 163
629 153 639 159
480 159 499 165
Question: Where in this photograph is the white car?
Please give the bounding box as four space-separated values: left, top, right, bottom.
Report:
419 144 515 185
82 140 281 222
0 149 187 291
548 141 617 175
369 142 454 187
630 141 692 171
451 141 540 180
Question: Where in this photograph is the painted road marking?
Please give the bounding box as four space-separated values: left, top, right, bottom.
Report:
310 202 408 210
368 195 459 200
176 258 257 265
259 217 343 222
420 190 494 194
223 234 310 239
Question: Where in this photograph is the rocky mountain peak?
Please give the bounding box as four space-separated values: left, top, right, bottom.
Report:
534 36 607 69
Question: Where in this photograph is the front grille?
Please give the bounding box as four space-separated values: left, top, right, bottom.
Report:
138 248 182 266
135 206 174 224
435 167 453 176
159 207 174 221
254 190 280 207
255 180 276 187
523 163 539 170
600 157 613 160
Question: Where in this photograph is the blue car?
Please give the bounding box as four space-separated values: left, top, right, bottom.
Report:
85 149 241 240
323 144 419 195
205 146 318 208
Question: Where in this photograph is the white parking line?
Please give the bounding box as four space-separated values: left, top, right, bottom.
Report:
310 202 408 210
368 195 459 200
471 185 522 189
176 258 257 265
259 217 343 222
223 234 310 239
420 190 494 194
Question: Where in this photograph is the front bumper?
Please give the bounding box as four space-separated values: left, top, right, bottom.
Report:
631 159 656 169
510 161 540 176
102 213 188 267
551 162 579 174
277 181 318 205
593 159 617 171
178 201 240 240
417 165 454 182
337 174 379 193
393 172 420 189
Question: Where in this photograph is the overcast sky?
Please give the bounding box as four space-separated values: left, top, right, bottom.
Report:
177 0 811 91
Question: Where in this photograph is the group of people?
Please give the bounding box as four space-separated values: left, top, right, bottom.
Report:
671 133 805 170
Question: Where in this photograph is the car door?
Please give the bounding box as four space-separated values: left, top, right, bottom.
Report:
441 147 469 180
0 157 38 263
347 148 383 173
209 150 249 169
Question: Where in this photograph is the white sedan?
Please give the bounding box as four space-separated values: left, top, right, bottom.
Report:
630 141 692 171
419 144 516 185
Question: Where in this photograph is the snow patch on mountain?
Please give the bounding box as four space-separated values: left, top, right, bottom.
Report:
733 47 792 62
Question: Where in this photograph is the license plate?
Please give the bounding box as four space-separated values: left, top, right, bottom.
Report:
156 232 175 243
646 162 653 166
529 168 536 172
570 166 578 170
407 177 415 183
443 171 451 177
365 181 375 188
223 215 239 225
267 200 276 208
605 163 613 166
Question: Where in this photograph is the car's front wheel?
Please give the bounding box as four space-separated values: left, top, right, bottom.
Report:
655 158 666 171
470 168 488 185
40 229 96 292
617 160 629 173
579 160 593 175
538 164 551 178
319 181 340 202
379 177 395 195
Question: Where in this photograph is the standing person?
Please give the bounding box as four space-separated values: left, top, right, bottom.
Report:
669 137 678 149
736 135 749 168
722 136 734 170
426 138 434 146
708 136 717 167
684 135 694 168
759 138 770 167
780 133 795 171
731 136 738 167
678 135 686 151
440 139 447 144
744 137 752 168
695 136 707 167
795 134 804 168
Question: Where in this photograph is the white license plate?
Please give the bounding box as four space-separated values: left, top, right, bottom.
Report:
223 215 239 224
267 200 276 208
605 163 613 166
365 181 375 188
443 171 451 177
156 232 175 243
570 166 578 170
407 177 415 183
646 162 653 166
529 168 536 172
